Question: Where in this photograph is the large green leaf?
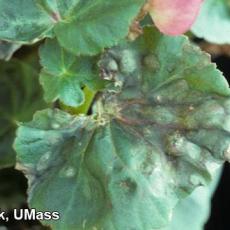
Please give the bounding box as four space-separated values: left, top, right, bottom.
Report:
0 0 145 55
54 0 145 55
192 0 230 44
14 28 230 229
39 39 104 107
0 59 46 169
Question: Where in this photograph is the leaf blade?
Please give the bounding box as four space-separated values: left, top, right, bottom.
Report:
39 39 103 107
54 0 145 55
192 0 230 44
15 28 230 229
0 0 55 43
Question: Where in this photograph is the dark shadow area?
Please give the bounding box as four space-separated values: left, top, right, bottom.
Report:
0 168 49 229
205 164 230 230
205 55 230 230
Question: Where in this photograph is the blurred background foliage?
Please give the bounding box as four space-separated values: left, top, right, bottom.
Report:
0 44 49 229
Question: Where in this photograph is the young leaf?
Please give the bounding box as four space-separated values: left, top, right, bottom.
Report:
0 0 145 55
0 41 21 61
0 59 46 169
39 39 104 107
147 0 203 35
192 0 230 44
14 28 230 230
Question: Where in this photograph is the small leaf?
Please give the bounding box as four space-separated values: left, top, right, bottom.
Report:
0 59 46 169
15 28 230 229
192 0 230 44
0 41 21 61
60 86 97 115
39 39 104 107
148 0 203 35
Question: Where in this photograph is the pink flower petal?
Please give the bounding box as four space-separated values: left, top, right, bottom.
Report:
148 0 203 35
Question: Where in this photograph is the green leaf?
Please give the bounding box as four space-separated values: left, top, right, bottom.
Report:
0 59 46 169
0 0 145 55
161 167 222 230
0 41 21 61
192 0 230 44
39 39 104 107
14 28 230 229
0 0 55 43
54 0 145 55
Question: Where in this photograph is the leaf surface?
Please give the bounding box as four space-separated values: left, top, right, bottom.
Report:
0 0 145 55
54 0 145 55
192 0 230 44
161 167 222 230
0 0 55 42
39 39 104 107
15 28 230 229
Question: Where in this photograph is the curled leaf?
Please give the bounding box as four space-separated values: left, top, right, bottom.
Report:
148 0 203 35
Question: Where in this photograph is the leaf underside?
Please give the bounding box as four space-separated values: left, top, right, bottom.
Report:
15 28 230 230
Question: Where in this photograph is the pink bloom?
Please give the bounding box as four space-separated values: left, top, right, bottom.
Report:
147 0 203 35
